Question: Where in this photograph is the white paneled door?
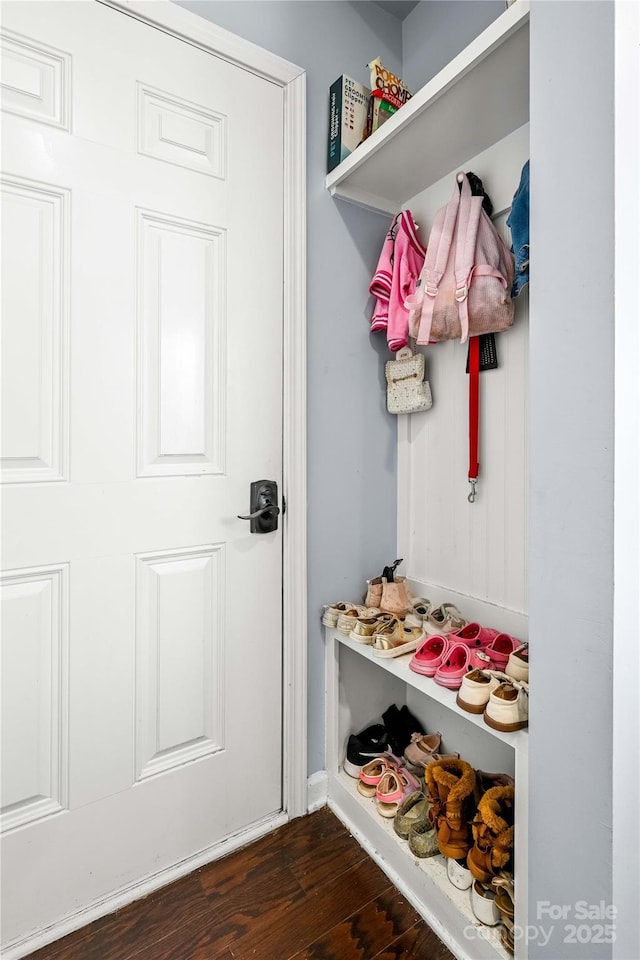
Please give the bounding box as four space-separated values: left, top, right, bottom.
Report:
0 1 284 946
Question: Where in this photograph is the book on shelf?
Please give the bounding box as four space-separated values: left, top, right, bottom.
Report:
365 58 412 137
366 90 398 137
327 74 370 173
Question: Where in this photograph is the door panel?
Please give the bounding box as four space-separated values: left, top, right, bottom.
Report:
135 545 225 780
137 82 227 179
0 1 284 946
0 28 71 130
0 564 69 831
137 208 226 477
0 176 69 483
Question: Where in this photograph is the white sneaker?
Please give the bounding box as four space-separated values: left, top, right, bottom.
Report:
321 602 356 628
447 856 473 890
456 669 508 714
484 679 529 732
505 643 529 682
471 880 501 926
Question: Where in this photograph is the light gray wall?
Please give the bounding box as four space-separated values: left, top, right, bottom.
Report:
402 0 504 91
529 2 614 956
174 1 401 777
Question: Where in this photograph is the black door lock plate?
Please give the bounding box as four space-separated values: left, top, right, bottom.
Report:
237 480 280 533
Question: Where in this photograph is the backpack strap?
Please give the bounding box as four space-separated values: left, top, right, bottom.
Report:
414 180 461 344
454 174 484 344
455 175 510 343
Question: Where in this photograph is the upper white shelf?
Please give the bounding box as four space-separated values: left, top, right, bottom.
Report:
331 628 528 754
325 1 530 215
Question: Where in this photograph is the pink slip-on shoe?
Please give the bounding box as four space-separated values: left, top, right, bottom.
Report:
409 634 451 677
450 622 500 650
357 753 403 798
434 641 473 689
376 766 421 818
485 634 520 670
469 649 493 670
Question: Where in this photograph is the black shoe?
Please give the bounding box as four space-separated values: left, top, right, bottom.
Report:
382 703 423 755
399 704 423 741
343 723 388 778
382 703 404 755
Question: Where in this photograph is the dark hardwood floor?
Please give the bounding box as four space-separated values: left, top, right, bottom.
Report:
26 807 454 960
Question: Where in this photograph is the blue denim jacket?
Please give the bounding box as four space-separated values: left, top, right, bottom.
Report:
507 160 529 297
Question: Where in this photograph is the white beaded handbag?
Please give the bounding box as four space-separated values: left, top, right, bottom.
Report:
385 347 433 415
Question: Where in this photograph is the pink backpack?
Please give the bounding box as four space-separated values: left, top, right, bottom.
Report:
406 172 515 345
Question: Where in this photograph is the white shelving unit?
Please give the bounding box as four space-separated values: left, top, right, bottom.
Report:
336 631 528 752
323 5 530 957
325 0 529 216
325 623 527 960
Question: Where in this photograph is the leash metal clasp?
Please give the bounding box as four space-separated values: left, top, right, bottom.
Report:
468 479 478 504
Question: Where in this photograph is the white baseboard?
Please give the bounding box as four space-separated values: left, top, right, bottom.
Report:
2 811 288 960
306 770 328 812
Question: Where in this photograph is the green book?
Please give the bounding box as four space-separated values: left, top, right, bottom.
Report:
327 75 370 173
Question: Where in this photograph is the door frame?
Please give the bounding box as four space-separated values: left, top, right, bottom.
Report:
613 1 640 957
100 0 308 817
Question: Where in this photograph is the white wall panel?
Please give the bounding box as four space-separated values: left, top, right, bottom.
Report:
0 176 69 483
0 564 69 832
0 29 71 130
399 125 529 615
135 545 224 780
137 83 227 179
136 209 226 477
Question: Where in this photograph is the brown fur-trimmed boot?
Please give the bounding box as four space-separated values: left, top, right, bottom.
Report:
467 786 515 883
425 758 476 859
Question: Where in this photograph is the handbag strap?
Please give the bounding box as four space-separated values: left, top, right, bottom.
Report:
395 347 414 361
468 334 480 503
